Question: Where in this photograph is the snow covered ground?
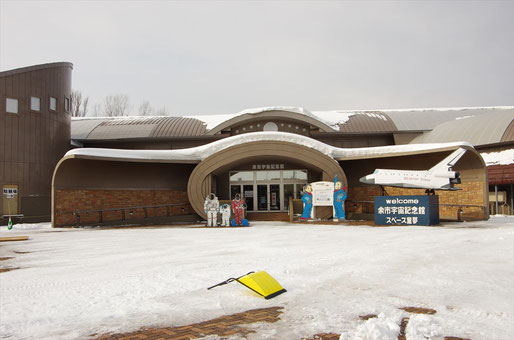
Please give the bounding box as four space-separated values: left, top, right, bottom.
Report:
1 217 513 340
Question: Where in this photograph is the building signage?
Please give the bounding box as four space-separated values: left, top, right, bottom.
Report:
252 164 285 170
311 181 334 206
374 195 439 226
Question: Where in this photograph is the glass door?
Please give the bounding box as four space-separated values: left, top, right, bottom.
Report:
270 184 280 210
283 184 294 211
257 185 268 211
230 185 241 199
243 184 254 211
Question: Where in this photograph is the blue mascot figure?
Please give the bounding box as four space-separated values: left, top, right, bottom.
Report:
333 175 347 221
301 184 313 220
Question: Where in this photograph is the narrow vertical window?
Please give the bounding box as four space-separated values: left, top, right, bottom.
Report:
65 97 70 113
6 98 18 114
31 96 41 111
49 97 57 111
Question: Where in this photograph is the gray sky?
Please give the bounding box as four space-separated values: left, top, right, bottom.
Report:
1 0 513 116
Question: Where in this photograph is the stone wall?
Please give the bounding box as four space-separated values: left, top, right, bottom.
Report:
54 189 194 227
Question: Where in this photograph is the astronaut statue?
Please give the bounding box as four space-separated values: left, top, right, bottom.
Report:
300 184 313 220
219 203 231 227
333 175 347 221
231 194 248 226
204 193 219 227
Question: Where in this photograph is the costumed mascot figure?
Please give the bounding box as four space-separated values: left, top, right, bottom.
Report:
220 203 231 227
204 193 219 227
333 175 347 221
231 194 249 226
300 184 313 220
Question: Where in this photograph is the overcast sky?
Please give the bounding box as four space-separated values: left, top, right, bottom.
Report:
1 0 513 116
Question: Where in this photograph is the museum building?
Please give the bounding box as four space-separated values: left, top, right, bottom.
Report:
1 62 513 227
54 106 513 227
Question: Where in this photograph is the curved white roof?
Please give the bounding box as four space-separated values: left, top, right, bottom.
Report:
66 131 473 163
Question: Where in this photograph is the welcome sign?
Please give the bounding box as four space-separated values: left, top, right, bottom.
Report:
374 195 439 226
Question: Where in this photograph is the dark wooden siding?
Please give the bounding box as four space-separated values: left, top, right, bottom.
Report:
0 62 72 216
488 164 514 185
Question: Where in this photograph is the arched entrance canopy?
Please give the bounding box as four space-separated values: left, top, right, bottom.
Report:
187 140 347 219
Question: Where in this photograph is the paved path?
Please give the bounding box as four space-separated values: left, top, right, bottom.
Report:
95 306 283 340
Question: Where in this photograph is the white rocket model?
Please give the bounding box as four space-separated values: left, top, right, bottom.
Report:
204 193 219 227
359 148 466 191
219 204 231 227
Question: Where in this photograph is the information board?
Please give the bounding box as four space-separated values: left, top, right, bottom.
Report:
374 195 439 226
311 181 334 206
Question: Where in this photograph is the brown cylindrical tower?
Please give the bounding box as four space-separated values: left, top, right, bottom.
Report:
0 62 73 221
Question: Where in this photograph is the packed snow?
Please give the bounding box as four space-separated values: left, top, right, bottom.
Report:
481 149 514 166
65 131 474 163
1 216 513 340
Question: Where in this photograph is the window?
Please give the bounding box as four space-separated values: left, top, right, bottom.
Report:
49 97 57 111
31 96 41 111
65 97 70 113
230 171 254 182
229 169 308 211
256 170 281 181
6 98 18 114
283 170 308 180
263 122 278 131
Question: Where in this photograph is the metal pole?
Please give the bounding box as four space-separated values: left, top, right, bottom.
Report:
511 184 513 215
495 185 499 215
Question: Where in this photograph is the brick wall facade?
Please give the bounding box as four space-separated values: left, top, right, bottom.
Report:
54 189 194 227
347 181 487 220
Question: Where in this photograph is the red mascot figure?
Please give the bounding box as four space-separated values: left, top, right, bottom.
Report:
231 194 248 226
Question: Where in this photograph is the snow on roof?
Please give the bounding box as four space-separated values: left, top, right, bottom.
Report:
65 131 473 163
185 106 336 130
72 106 513 135
481 149 514 166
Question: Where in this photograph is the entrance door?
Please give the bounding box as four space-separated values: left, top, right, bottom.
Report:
2 185 19 215
257 185 268 211
283 184 294 210
270 184 280 210
230 185 241 199
243 185 254 211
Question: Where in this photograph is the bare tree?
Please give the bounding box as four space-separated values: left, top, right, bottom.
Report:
104 94 130 117
155 106 168 116
138 100 154 116
70 90 89 117
92 103 103 117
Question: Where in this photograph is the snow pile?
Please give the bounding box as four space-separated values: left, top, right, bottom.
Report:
405 314 443 340
184 113 238 130
0 222 51 232
65 131 473 163
312 110 357 127
480 148 514 166
339 312 402 340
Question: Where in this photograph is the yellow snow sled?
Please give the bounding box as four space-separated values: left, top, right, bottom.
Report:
207 271 286 299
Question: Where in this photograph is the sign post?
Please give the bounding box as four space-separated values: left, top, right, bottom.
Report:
374 195 439 226
310 181 334 219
